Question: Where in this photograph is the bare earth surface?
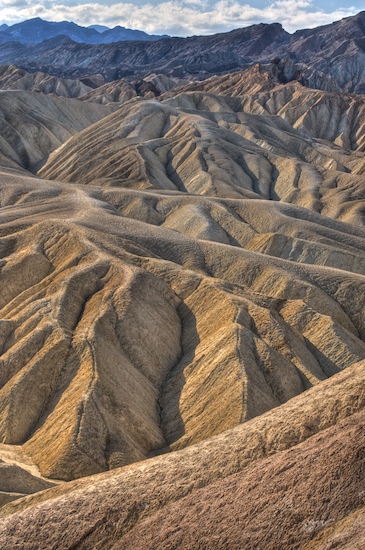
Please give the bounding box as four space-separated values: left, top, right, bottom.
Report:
0 56 363 548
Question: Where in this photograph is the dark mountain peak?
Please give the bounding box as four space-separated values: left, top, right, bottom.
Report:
24 17 43 22
228 21 286 35
10 17 43 29
345 9 365 21
341 9 365 32
38 34 76 48
293 9 365 40
0 18 168 45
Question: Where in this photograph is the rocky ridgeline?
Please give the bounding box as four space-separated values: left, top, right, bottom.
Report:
1 13 365 92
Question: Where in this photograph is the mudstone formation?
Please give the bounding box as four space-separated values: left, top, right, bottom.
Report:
0 12 364 550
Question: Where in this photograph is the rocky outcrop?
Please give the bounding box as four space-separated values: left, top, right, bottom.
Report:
0 64 94 98
273 11 365 93
79 75 188 105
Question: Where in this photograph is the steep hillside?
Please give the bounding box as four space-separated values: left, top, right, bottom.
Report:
0 362 364 548
0 91 114 171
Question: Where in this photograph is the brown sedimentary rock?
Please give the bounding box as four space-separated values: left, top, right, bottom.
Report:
0 57 363 548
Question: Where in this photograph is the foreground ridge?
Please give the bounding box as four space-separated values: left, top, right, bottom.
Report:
0 362 364 548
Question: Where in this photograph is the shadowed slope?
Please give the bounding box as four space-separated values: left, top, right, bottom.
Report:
272 11 365 93
0 91 114 172
0 444 56 506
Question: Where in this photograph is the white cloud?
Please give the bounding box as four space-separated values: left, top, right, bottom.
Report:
0 0 359 36
0 0 31 7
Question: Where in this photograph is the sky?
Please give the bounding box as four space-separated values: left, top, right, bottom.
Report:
0 0 364 37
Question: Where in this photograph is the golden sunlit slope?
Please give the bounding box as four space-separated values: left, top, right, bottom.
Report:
0 166 364 482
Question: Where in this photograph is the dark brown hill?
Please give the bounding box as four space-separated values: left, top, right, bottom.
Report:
0 23 290 80
2 13 365 92
273 11 365 93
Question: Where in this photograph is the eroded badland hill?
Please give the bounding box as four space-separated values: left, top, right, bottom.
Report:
0 12 364 550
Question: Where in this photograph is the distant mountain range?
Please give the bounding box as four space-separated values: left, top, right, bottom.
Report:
0 17 168 45
1 12 365 93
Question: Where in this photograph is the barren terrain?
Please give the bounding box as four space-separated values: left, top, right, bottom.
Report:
0 13 364 549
